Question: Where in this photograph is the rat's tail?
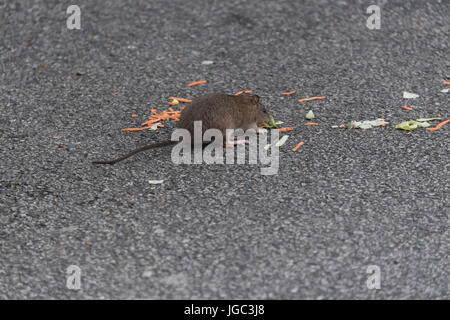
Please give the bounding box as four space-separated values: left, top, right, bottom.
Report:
92 140 177 165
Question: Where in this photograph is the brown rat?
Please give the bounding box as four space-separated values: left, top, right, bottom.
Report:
92 93 269 165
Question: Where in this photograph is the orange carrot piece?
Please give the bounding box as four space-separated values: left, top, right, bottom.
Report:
402 106 413 111
443 81 450 85
305 122 319 126
278 127 294 132
121 126 152 132
188 80 207 87
235 90 253 95
151 109 157 113
170 97 192 103
298 96 326 103
281 90 296 95
131 114 138 118
292 141 304 152
141 120 159 126
427 119 450 131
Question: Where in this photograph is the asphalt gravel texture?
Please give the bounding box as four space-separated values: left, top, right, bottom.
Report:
0 0 448 299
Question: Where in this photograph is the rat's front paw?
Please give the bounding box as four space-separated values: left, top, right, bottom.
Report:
223 139 249 147
256 128 268 134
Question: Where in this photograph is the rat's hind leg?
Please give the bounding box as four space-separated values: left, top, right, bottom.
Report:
223 140 249 148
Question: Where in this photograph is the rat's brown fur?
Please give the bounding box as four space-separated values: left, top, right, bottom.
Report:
178 93 269 136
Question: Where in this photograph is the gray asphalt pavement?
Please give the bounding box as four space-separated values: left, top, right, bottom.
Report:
0 0 448 299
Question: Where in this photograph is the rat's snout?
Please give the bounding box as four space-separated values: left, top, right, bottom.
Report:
258 102 269 115
258 108 270 123
261 106 268 114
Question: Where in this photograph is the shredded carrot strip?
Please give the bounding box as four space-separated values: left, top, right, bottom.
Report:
305 122 319 126
443 81 450 85
235 90 253 95
278 127 293 132
281 90 296 95
131 114 138 118
188 80 207 87
170 97 192 103
427 119 450 131
292 141 304 152
402 106 413 111
121 126 152 132
141 118 160 125
151 109 157 113
298 96 326 103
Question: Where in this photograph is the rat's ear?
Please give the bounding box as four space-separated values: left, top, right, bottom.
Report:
251 95 260 104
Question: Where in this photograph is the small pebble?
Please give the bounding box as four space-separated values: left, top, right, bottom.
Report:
148 180 164 184
201 60 214 65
